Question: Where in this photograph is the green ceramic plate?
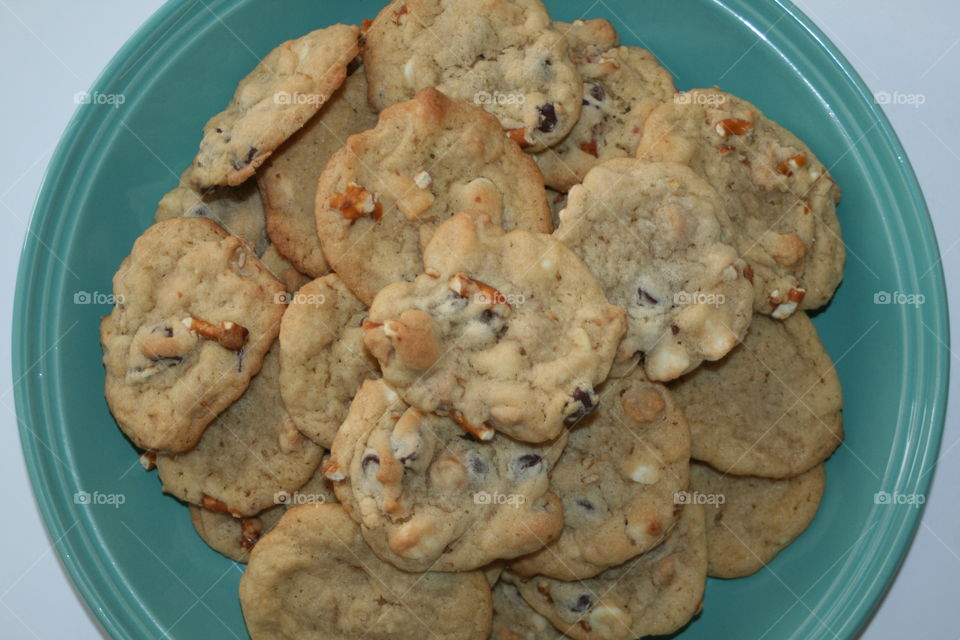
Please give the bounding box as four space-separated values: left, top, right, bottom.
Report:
13 0 948 638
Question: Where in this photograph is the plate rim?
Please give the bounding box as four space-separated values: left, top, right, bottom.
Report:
11 0 950 638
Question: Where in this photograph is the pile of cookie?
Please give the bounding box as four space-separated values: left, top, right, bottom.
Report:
99 1 845 638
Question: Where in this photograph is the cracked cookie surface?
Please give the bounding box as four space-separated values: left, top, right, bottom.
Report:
328 379 566 572
100 218 286 452
364 210 626 443
239 503 493 640
190 24 360 188
555 160 753 381
364 0 582 150
315 87 551 304
637 88 844 316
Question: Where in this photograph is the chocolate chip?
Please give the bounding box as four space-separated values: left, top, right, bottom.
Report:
671 324 680 335
570 594 593 613
215 127 223 134
245 146 258 164
589 83 605 102
467 452 489 476
637 287 659 305
519 453 542 468
537 103 558 133
575 498 595 511
362 453 380 471
459 432 481 443
479 309 496 324
564 387 599 426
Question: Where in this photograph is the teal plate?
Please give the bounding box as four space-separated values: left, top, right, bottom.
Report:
12 0 949 638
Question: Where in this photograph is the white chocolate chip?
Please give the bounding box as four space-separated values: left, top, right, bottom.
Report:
403 58 416 88
413 170 432 189
771 299 798 320
629 463 660 484
588 605 632 635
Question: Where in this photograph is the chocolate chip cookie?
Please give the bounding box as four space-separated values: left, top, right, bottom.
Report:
100 218 286 452
508 503 707 640
190 24 360 188
364 210 626 443
511 369 690 580
670 312 843 478
691 462 825 578
157 343 324 515
315 87 552 304
240 503 493 639
555 160 753 381
279 274 379 448
637 88 844 316
327 379 566 571
259 68 378 276
364 0 582 150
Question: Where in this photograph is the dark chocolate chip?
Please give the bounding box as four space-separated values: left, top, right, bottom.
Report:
362 453 380 471
575 498 595 512
515 453 543 471
638 287 659 305
589 83 605 102
569 594 593 613
564 387 599 426
671 324 680 335
537 103 558 133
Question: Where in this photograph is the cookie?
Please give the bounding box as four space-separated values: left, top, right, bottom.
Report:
534 46 675 191
691 462 825 578
670 312 843 478
492 581 566 640
239 503 493 640
259 68 378 276
259 243 311 293
363 210 626 443
157 343 324 515
278 274 379 448
314 87 552 304
555 160 754 381
508 503 706 640
327 379 566 572
154 169 268 255
511 369 690 580
190 24 360 188
189 504 285 564
553 19 619 65
100 218 286 452
363 0 582 150
637 88 844 316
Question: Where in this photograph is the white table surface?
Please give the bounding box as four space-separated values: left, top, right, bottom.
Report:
0 1 956 638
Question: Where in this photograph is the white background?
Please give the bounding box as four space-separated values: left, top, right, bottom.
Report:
0 1 957 638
